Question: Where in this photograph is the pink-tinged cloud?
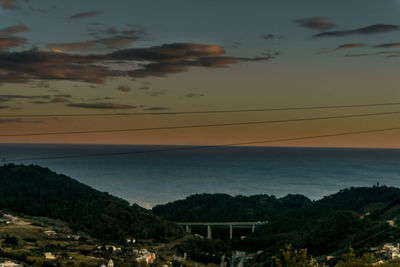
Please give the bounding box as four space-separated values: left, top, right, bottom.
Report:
0 37 27 51
335 43 366 50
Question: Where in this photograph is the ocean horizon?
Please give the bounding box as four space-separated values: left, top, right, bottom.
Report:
1 143 400 209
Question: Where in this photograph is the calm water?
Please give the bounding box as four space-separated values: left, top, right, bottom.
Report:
1 143 400 209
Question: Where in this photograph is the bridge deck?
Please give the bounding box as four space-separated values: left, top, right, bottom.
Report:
178 222 266 226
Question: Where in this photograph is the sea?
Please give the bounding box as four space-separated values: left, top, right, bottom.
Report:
1 143 400 209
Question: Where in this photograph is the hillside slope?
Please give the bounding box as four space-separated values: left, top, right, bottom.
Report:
0 164 182 243
153 193 311 222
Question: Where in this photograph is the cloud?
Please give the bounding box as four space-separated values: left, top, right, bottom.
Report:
54 94 72 98
262 34 283 40
110 43 226 62
295 17 336 30
0 24 29 52
0 0 16 9
185 92 204 98
69 11 102 20
47 36 139 52
0 24 29 36
48 25 143 52
374 42 400 48
0 118 23 123
143 106 169 111
145 90 165 97
344 51 400 58
0 49 115 83
0 105 9 109
335 43 366 50
314 24 399 38
0 43 278 84
67 102 136 109
0 94 51 101
118 85 130 92
0 118 42 124
0 37 27 52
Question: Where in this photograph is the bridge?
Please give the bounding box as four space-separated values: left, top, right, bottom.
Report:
177 222 267 240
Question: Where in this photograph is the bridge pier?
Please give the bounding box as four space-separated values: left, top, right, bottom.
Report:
252 224 255 233
229 224 233 240
185 225 191 233
207 225 212 239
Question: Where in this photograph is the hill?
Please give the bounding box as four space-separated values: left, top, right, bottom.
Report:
152 193 311 222
153 186 400 265
0 164 182 243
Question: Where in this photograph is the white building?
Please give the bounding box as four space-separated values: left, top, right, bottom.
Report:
0 261 22 267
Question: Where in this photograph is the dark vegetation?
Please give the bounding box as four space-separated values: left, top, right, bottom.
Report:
154 186 400 265
0 164 183 243
153 193 311 222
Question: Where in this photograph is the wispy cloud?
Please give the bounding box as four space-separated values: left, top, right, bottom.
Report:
374 42 400 48
262 34 283 40
295 17 336 30
185 93 204 98
69 11 102 20
335 43 366 50
0 24 29 36
143 106 169 111
67 102 136 109
314 24 399 38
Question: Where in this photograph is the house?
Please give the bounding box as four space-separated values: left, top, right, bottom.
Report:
44 230 57 237
0 261 22 267
107 259 114 267
136 250 156 264
44 252 56 260
382 243 400 259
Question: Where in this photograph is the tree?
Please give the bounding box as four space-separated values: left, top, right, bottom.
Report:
274 245 327 267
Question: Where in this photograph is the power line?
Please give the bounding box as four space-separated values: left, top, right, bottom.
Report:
3 125 400 162
1 110 400 137
2 101 400 118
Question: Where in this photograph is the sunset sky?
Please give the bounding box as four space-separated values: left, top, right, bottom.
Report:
1 0 400 147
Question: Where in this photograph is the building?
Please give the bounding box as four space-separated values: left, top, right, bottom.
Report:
44 230 57 237
382 243 400 260
0 261 22 267
107 259 114 267
136 251 156 264
44 252 56 260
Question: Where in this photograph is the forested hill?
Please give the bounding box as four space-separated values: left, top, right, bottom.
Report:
152 193 312 222
0 164 182 243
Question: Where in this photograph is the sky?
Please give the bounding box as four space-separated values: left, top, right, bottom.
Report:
1 0 400 148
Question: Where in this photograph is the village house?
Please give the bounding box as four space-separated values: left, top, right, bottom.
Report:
44 252 56 260
135 248 156 264
44 230 57 237
0 261 22 267
381 243 400 260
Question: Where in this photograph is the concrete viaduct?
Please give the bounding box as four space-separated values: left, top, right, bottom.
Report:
178 222 267 240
